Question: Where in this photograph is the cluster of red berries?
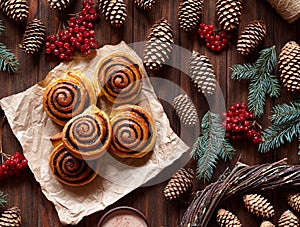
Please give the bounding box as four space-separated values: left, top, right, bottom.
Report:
197 23 231 52
45 0 99 61
222 102 262 144
0 152 28 180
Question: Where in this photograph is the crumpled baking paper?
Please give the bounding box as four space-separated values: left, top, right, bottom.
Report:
0 41 189 225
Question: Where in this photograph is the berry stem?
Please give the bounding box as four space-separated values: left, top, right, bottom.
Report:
252 120 262 130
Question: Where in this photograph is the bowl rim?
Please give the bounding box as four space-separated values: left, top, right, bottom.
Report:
97 206 149 227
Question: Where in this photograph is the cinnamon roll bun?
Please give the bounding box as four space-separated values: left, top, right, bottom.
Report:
43 71 97 126
49 143 99 186
109 105 156 158
62 105 112 160
95 53 143 104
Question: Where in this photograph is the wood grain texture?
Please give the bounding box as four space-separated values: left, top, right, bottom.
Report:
0 0 299 226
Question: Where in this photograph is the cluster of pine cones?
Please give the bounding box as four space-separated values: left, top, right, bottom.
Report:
216 193 300 227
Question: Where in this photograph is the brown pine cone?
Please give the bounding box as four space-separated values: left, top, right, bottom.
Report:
47 0 74 10
243 194 274 219
178 0 204 32
19 19 46 54
143 18 174 71
134 0 155 11
0 207 22 227
278 210 300 227
163 168 194 200
0 0 29 22
278 41 300 93
288 193 300 213
216 0 243 31
260 221 275 227
173 94 198 126
216 209 242 227
237 20 267 56
103 0 127 27
189 51 216 96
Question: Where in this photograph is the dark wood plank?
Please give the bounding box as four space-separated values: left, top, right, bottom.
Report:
0 0 299 226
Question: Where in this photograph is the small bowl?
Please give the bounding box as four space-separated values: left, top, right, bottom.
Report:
97 206 149 227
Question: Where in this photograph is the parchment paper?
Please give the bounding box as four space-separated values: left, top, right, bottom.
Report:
0 41 189 225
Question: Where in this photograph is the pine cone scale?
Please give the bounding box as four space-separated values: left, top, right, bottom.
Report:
0 0 29 22
278 41 300 93
189 51 216 96
144 18 174 71
0 207 22 227
163 168 194 200
19 19 46 54
237 20 267 56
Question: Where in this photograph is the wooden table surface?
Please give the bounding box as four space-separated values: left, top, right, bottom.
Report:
0 0 299 226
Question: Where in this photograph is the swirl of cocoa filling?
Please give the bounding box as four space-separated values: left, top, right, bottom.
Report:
49 144 98 186
110 105 156 158
97 54 142 103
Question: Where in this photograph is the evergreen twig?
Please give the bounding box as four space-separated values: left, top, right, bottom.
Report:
231 46 280 117
191 111 235 181
0 191 7 207
259 99 300 153
0 20 19 73
0 43 20 73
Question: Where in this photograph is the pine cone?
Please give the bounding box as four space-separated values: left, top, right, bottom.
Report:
47 0 73 10
288 193 300 213
0 207 21 227
103 0 127 27
216 0 243 31
173 94 198 126
19 19 46 54
260 221 275 227
143 18 174 71
178 0 204 32
163 168 194 200
216 209 242 227
134 0 155 11
99 0 110 13
243 194 274 219
237 20 267 56
278 41 300 93
189 51 216 96
0 0 29 23
278 210 300 227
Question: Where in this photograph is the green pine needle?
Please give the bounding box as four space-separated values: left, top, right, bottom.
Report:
259 99 300 153
191 111 235 181
230 63 257 80
0 43 20 73
231 46 280 118
0 191 7 207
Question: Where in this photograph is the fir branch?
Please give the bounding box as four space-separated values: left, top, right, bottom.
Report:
259 99 300 153
0 43 19 73
231 46 280 117
270 101 300 125
0 191 7 207
266 74 281 97
247 79 267 118
230 63 257 80
191 111 235 181
259 120 300 153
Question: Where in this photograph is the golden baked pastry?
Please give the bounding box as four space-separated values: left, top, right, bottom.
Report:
49 143 99 187
95 52 143 104
109 105 156 158
43 71 97 126
62 105 112 160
